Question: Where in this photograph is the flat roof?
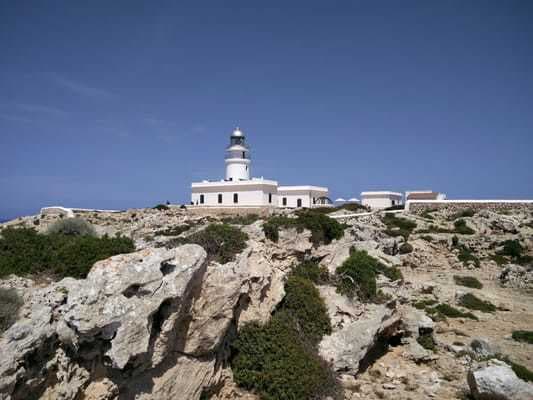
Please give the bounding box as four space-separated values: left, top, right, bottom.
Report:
361 191 402 197
278 185 328 192
192 178 278 188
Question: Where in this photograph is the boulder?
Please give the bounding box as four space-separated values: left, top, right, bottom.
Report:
468 360 533 400
499 264 533 290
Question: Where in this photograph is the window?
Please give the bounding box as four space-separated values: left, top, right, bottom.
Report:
392 200 396 206
268 193 272 204
297 198 302 208
282 197 287 206
200 194 204 204
218 194 222 204
233 193 238 203
242 151 246 158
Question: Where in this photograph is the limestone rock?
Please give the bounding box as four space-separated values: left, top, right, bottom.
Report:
468 360 533 400
499 264 533 290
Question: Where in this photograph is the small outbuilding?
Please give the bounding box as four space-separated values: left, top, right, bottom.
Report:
361 191 403 209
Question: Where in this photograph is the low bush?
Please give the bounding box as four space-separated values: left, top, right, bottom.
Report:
500 240 523 258
490 254 508 266
458 293 496 313
456 244 480 268
231 267 337 399
336 250 377 301
507 360 533 383
420 209 436 220
280 275 332 344
153 204 169 211
511 330 533 345
0 227 135 279
449 208 475 220
155 224 191 236
420 235 434 242
417 333 436 351
0 287 23 333
374 263 404 282
399 242 413 254
382 214 417 239
175 224 248 264
453 275 483 289
291 261 329 284
221 214 260 225
432 303 478 320
262 212 344 246
413 298 437 310
453 219 475 235
47 218 96 236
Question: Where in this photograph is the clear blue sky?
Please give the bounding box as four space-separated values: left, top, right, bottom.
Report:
1 1 532 219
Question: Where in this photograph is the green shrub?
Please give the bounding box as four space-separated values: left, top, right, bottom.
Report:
497 240 532 264
156 224 190 236
458 293 496 313
450 209 475 220
291 261 329 284
512 330 533 344
382 214 417 239
221 214 260 225
374 263 404 282
433 303 478 320
0 287 23 333
420 209 436 220
336 250 378 301
453 276 483 289
0 227 135 279
153 204 169 211
413 298 437 310
457 245 480 268
490 254 508 266
47 218 96 236
417 333 436 351
280 275 332 344
399 242 413 254
452 235 459 247
231 268 336 399
175 224 248 264
263 212 344 246
297 211 345 246
262 220 280 242
420 235 434 242
453 219 475 235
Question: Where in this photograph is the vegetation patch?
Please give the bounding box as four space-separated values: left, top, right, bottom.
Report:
336 249 402 302
506 359 533 383
420 209 436 220
453 275 483 289
432 303 478 320
413 298 437 310
458 293 496 313
262 212 344 246
417 333 436 351
490 254 508 266
0 287 23 333
155 224 191 236
453 219 475 235
420 235 434 242
496 239 533 265
449 209 475 220
172 223 248 264
399 242 413 254
221 214 260 225
291 261 329 285
512 330 533 345
0 227 135 279
231 270 337 399
382 214 417 239
153 204 169 211
455 242 480 268
47 218 96 236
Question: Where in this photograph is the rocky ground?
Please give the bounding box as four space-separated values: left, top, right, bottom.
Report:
0 206 532 400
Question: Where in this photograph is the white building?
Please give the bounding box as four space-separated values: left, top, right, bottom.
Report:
191 128 330 208
405 190 446 201
361 191 403 209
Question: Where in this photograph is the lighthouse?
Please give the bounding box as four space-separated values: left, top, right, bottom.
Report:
191 126 329 208
225 127 251 181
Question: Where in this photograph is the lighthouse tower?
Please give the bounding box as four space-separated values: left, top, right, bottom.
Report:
225 127 251 181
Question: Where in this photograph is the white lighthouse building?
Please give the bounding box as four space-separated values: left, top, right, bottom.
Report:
191 127 330 208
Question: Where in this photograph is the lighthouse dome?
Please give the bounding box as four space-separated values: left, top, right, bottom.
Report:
231 127 244 137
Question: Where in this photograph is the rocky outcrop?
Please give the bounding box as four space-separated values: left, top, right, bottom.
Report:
318 286 401 374
499 264 533 290
468 360 533 400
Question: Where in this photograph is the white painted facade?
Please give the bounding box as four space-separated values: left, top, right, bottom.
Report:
361 191 403 209
191 128 330 208
191 179 278 207
277 186 329 208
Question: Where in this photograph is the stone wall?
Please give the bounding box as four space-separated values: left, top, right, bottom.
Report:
407 200 533 215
